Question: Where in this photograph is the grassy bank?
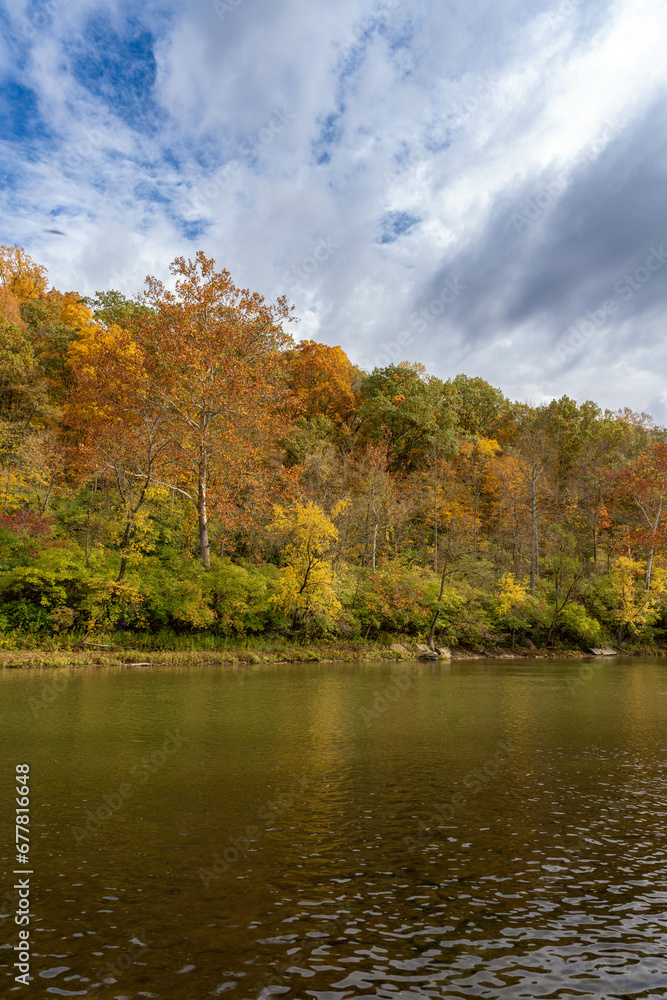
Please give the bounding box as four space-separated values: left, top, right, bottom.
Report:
0 640 423 669
0 638 662 669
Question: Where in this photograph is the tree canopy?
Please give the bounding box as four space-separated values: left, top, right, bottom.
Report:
2 241 667 652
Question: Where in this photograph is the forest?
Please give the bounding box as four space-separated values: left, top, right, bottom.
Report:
1 242 666 655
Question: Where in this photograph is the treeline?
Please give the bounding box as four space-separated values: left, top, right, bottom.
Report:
1 242 667 652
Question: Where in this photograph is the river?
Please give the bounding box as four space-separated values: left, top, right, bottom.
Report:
1 656 667 998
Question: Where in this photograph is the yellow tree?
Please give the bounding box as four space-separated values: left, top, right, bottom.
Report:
426 466 474 649
610 557 667 640
269 501 344 630
454 436 501 560
0 244 48 304
495 572 531 647
486 452 529 576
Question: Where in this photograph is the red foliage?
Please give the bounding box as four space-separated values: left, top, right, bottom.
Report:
0 509 53 537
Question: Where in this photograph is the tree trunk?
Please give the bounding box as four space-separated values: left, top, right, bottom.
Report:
198 459 211 569
546 575 579 645
85 477 97 570
3 463 11 514
473 490 478 560
645 486 664 590
433 444 438 573
472 451 479 560
116 478 150 583
428 555 449 651
646 547 655 592
428 520 456 650
530 472 539 597
117 520 132 583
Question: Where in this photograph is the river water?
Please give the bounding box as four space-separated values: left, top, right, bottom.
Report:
1 657 667 998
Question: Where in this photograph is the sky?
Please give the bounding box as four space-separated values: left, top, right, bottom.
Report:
1 0 667 419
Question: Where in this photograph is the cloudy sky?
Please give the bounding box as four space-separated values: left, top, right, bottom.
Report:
1 0 667 418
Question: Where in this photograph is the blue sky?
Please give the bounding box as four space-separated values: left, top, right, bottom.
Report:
1 0 667 419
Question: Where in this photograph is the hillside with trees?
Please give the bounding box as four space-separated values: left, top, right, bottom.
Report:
1 243 666 655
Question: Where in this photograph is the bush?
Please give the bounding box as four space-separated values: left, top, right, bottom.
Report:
551 602 602 647
0 549 95 635
132 555 287 635
348 563 434 637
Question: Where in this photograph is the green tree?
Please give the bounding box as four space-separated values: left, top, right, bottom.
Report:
444 374 511 439
359 363 455 474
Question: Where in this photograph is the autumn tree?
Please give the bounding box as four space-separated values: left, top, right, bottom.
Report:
65 292 172 578
614 442 667 589
543 397 602 498
0 244 48 304
494 572 531 647
67 322 173 581
20 289 101 403
426 464 475 649
0 288 56 514
136 252 293 567
454 436 500 560
610 557 667 641
541 526 588 645
509 405 554 596
486 452 529 576
269 501 344 630
284 340 358 426
570 413 623 565
349 442 405 575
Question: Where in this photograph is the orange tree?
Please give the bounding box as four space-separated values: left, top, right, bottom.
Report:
283 339 358 426
136 252 294 566
67 320 172 581
613 441 667 590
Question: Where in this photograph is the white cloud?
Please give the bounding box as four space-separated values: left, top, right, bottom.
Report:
1 0 667 416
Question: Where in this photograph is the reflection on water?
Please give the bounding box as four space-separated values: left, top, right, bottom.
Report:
1 658 667 998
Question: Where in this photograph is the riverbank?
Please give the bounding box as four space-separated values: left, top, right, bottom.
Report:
0 639 661 668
